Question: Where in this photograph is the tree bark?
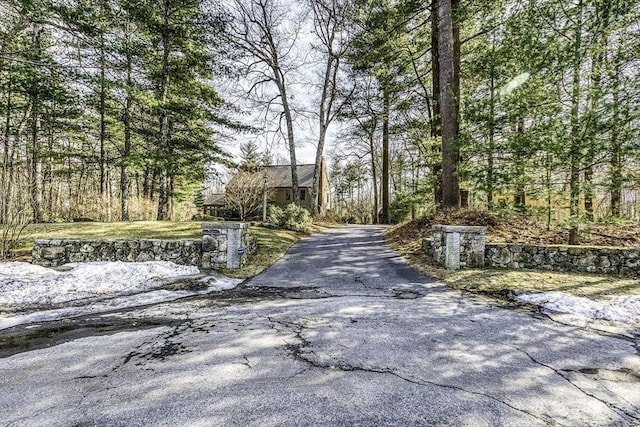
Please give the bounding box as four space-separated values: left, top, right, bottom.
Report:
1 73 12 224
156 6 171 220
309 0 345 216
99 33 107 196
487 30 496 210
381 86 390 224
121 30 133 221
431 0 442 207
437 0 460 210
609 60 622 217
369 127 379 224
568 0 583 245
279 80 299 207
29 25 42 223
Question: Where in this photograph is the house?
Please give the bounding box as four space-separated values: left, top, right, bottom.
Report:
263 162 331 213
207 161 331 218
202 193 226 217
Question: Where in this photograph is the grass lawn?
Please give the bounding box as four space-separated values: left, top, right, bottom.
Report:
385 227 640 298
10 221 313 280
22 221 204 242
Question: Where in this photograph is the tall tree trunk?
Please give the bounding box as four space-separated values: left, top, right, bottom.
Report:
99 34 107 196
381 86 390 224
43 114 54 219
274 76 299 207
568 0 583 245
1 74 12 224
437 0 460 209
310 6 342 216
609 61 622 217
311 126 327 215
121 35 132 221
431 0 442 207
29 31 42 223
487 31 496 210
369 130 379 224
156 16 171 220
584 2 609 222
143 168 152 199
513 116 526 211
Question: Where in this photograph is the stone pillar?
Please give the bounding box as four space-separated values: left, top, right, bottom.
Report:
202 222 250 269
432 225 487 270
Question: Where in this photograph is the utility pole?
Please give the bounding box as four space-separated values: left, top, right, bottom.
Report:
262 172 267 222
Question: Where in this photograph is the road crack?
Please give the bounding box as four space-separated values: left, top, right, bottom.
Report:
267 316 557 426
506 343 640 424
116 319 195 369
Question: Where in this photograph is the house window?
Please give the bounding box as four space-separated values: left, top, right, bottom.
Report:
285 189 291 201
300 189 306 200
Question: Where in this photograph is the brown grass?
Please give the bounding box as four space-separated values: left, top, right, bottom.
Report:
386 210 640 298
389 209 640 247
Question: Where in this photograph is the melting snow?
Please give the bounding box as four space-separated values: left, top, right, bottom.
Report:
0 261 241 330
516 291 640 325
2 260 638 332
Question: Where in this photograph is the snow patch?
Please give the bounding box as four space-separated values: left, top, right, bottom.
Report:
516 291 640 324
0 261 241 330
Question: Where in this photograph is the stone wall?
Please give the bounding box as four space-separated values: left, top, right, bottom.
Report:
423 226 640 275
485 243 640 275
33 239 203 268
33 222 257 269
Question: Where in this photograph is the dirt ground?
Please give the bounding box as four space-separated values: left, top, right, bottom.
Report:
388 209 640 248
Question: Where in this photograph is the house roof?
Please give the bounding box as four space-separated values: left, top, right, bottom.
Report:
203 193 226 206
263 164 316 188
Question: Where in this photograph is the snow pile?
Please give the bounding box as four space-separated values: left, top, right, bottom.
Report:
0 261 200 310
0 261 241 330
516 291 640 324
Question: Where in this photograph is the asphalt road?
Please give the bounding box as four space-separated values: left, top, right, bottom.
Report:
1 225 639 426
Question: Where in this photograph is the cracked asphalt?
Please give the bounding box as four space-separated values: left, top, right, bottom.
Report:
1 225 640 426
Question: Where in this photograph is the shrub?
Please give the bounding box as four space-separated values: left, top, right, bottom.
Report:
268 204 312 233
267 205 284 225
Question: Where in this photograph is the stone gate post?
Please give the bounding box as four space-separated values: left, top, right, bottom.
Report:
432 225 487 270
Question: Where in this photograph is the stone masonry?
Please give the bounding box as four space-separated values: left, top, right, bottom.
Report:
33 222 257 269
424 224 640 275
484 243 640 275
431 225 487 269
33 239 202 268
201 222 254 269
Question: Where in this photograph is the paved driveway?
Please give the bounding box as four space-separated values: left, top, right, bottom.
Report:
1 226 639 426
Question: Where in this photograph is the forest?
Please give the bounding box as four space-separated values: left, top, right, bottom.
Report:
0 0 639 240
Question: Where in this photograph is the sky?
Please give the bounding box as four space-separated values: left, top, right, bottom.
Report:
214 0 337 178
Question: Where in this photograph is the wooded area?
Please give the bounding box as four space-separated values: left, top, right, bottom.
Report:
1 0 639 241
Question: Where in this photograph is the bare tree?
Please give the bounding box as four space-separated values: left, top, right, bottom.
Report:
225 170 274 221
307 0 354 215
0 170 31 259
227 0 303 206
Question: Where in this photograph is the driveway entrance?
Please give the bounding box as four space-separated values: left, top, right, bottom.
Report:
1 226 639 426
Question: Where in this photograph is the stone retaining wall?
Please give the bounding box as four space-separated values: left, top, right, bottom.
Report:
32 222 257 269
423 225 640 275
33 239 203 268
485 243 640 275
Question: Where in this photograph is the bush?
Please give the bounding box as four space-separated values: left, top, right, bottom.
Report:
267 205 284 225
268 204 312 233
390 190 433 223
